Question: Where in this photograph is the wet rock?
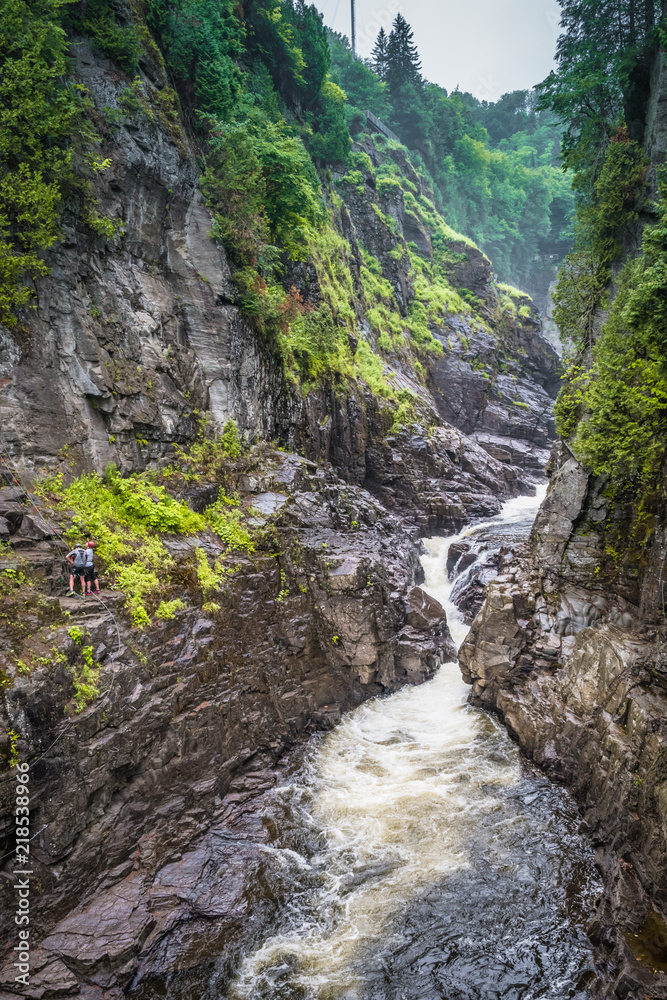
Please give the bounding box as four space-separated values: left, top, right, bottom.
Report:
14 513 55 542
447 541 476 579
0 501 24 534
0 453 454 994
447 541 469 574
460 446 667 999
0 486 26 504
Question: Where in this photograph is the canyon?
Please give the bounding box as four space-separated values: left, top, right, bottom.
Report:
0 8 666 1000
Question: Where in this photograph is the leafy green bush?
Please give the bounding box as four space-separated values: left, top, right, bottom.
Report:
156 598 186 619
202 109 324 265
0 0 130 324
72 0 143 73
221 419 242 458
0 0 84 324
204 494 254 552
564 173 667 482
308 78 350 165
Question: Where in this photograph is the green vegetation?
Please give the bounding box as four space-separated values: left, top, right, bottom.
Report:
66 626 99 711
68 0 144 74
201 110 324 267
0 0 127 325
552 127 648 352
541 1 667 572
0 0 85 324
35 444 258 625
537 0 665 183
555 174 667 481
205 493 254 552
328 17 575 289
7 728 20 768
543 1 667 490
156 598 186 619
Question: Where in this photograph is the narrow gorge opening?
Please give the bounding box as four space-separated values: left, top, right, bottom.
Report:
219 490 601 1000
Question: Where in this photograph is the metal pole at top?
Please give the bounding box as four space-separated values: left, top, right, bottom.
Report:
351 0 356 55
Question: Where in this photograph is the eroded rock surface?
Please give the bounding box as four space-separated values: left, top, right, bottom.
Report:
0 452 455 996
459 444 667 999
0 22 563 998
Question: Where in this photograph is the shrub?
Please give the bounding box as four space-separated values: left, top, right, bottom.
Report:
221 419 242 458
0 0 83 324
204 495 255 552
156 598 186 619
202 109 324 265
57 468 205 624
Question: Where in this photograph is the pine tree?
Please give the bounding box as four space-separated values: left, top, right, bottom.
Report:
371 27 389 80
385 13 422 91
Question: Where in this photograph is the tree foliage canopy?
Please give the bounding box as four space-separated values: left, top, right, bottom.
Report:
537 0 666 182
0 0 87 324
328 22 574 291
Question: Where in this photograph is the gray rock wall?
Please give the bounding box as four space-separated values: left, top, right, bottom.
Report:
0 40 280 477
0 452 454 996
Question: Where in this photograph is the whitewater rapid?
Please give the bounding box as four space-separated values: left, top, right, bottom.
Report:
225 485 599 1000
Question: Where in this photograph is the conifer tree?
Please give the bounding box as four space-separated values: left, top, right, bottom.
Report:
371 26 389 80
386 13 422 91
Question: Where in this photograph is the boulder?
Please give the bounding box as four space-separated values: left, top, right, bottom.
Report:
0 500 24 534
0 485 26 503
447 541 476 578
15 512 56 542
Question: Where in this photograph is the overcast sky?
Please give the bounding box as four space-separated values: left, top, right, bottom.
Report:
315 0 563 101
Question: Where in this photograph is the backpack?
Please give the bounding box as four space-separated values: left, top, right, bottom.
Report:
72 548 86 570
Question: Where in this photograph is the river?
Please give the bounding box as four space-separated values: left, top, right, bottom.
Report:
222 487 602 1000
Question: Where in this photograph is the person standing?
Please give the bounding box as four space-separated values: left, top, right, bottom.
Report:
66 544 87 596
84 540 101 597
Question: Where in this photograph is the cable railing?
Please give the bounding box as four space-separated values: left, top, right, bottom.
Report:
364 110 400 144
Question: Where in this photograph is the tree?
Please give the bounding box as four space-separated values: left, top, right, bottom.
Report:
385 13 422 92
327 29 390 119
0 0 84 324
371 27 388 80
536 0 666 183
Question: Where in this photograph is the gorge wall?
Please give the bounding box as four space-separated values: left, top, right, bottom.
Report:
460 46 667 1000
0 33 557 502
0 13 560 999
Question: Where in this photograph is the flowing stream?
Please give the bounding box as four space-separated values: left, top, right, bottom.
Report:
224 488 602 1000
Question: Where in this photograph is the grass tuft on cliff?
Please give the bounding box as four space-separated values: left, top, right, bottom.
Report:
35 428 257 626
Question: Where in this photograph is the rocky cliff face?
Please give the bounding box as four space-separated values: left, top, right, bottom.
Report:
0 450 454 997
459 444 667 999
0 26 561 1000
455 52 667 1000
0 38 280 476
0 38 557 506
456 46 667 1000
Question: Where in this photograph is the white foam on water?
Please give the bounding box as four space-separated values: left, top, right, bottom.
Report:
228 485 548 999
